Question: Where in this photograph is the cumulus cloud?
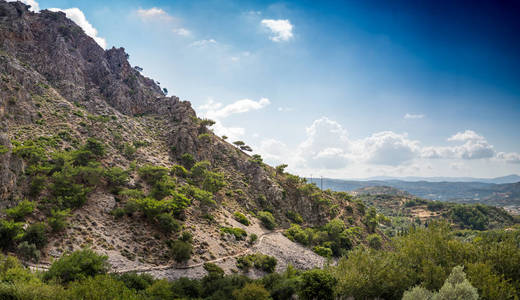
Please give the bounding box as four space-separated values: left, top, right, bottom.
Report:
198 98 270 141
422 130 495 160
496 152 520 164
48 8 107 48
357 132 420 166
7 0 39 12
136 7 174 22
261 19 294 42
404 113 424 119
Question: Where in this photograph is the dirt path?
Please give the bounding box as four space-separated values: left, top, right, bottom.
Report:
26 229 287 275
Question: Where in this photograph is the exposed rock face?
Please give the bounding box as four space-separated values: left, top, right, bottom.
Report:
0 0 182 116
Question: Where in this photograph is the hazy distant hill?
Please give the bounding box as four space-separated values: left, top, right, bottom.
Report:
317 178 520 214
350 174 520 184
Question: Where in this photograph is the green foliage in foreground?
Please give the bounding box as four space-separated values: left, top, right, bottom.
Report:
236 253 277 273
1 223 519 299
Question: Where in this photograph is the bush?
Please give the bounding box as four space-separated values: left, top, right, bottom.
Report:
114 272 155 291
22 222 47 249
149 177 176 200
44 249 109 283
170 240 192 262
236 254 277 273
180 231 193 243
233 283 270 300
313 246 333 258
180 153 195 169
221 227 247 240
299 269 337 300
48 209 71 232
258 211 276 230
84 138 105 157
156 213 181 233
4 200 35 221
286 210 303 224
234 212 250 226
204 263 224 278
17 241 40 262
249 233 258 244
202 171 226 193
138 165 169 185
110 207 126 219
171 164 189 177
104 167 129 193
367 234 382 250
0 220 23 250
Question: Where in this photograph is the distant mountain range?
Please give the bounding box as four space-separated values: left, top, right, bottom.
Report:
342 174 520 184
311 177 520 214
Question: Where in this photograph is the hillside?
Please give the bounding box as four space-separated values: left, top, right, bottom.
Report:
353 186 517 235
0 1 371 278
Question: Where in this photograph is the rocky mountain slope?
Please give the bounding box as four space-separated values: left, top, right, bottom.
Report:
0 1 373 278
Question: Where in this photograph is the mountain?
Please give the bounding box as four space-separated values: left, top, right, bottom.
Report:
352 174 520 184
0 1 372 279
319 178 520 215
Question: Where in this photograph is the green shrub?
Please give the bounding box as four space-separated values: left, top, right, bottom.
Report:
313 246 333 257
84 138 105 157
0 220 23 250
123 143 137 159
17 241 40 262
65 274 139 300
29 175 46 196
4 200 35 221
48 209 71 232
258 211 276 230
170 240 192 262
299 269 337 300
138 165 169 185
44 249 109 283
180 185 216 209
236 254 277 273
234 212 250 226
104 167 129 193
114 272 155 291
0 145 9 155
180 231 193 243
249 233 258 244
202 171 226 193
156 213 181 233
233 283 270 300
171 164 189 177
22 222 47 249
180 153 195 169
198 133 211 142
149 177 176 200
367 234 382 250
221 227 247 240
286 210 303 224
110 208 126 219
204 263 224 278
124 199 140 216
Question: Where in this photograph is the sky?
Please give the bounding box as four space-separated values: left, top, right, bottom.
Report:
14 0 520 179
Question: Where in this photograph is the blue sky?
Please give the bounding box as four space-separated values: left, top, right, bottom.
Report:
19 0 520 178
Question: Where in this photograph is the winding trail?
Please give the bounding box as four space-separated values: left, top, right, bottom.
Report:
26 229 286 274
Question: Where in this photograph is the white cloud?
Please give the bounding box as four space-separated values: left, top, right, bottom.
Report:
7 0 39 12
200 98 270 119
172 28 191 36
136 7 174 22
261 19 294 42
190 39 217 48
404 113 424 119
277 107 293 112
422 130 495 160
198 98 270 141
357 131 420 165
496 152 520 164
48 8 107 48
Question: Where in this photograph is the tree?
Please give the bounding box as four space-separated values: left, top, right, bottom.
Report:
299 269 337 300
162 88 168 95
233 283 270 300
275 164 288 174
171 240 192 262
258 211 276 230
233 141 245 147
134 66 143 72
44 249 109 283
240 145 253 152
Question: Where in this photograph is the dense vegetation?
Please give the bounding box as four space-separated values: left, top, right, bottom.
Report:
1 222 518 299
